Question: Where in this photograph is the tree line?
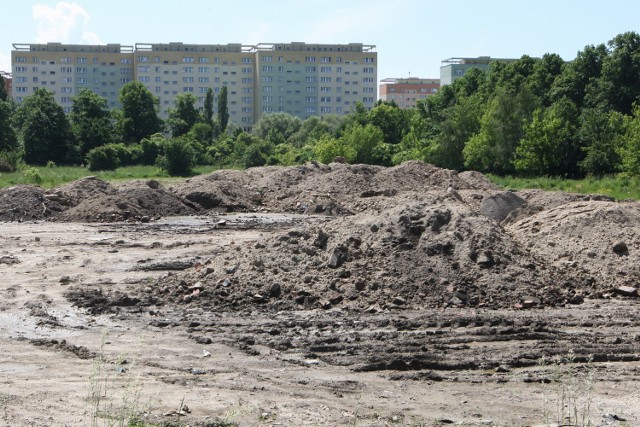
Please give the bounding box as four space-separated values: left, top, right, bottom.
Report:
2 31 640 177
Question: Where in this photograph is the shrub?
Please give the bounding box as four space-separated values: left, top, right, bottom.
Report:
156 136 196 176
86 145 120 171
140 133 164 165
0 150 20 172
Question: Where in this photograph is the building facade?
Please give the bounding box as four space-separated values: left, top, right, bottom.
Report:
440 56 517 85
378 77 439 108
11 42 377 129
11 43 134 111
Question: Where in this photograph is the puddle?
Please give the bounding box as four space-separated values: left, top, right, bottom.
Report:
0 363 46 374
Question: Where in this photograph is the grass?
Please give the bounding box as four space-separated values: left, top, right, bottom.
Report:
0 164 221 189
488 174 640 201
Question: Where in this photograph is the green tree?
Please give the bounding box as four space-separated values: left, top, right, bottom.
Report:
463 86 538 174
167 92 198 137
156 135 196 176
15 89 74 165
367 103 407 145
426 97 483 170
252 112 302 142
340 123 389 165
119 81 163 143
70 89 113 157
0 74 8 102
203 87 214 124
596 31 640 115
578 109 626 176
0 100 18 152
515 98 580 176
619 106 640 176
217 86 229 132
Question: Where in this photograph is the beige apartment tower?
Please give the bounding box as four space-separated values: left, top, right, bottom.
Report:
11 42 377 129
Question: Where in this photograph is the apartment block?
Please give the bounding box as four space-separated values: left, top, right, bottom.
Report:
12 43 134 112
440 56 517 85
379 77 439 109
11 42 377 129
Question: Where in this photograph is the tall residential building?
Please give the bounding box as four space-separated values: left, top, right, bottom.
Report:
378 77 440 109
440 56 517 85
11 42 377 129
11 43 134 111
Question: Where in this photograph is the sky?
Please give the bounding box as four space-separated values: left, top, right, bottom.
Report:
1 0 640 83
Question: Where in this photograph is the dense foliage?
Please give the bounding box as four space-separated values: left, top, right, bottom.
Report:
3 32 640 178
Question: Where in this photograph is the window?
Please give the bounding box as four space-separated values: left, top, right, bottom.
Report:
305 87 316 93
198 66 209 73
305 96 316 102
198 87 208 93
77 67 87 73
242 97 252 103
336 67 342 73
263 86 272 92
199 77 210 83
61 97 71 103
364 57 374 63
138 56 149 62
121 58 131 64
363 67 374 74
155 76 162 82
15 76 27 83
262 106 273 112
182 57 194 63
320 77 331 83
363 87 374 93
305 66 316 72
77 57 88 63
61 57 71 63
321 57 331 63
15 56 26 63
320 96 331 102
139 66 150 72
120 68 131 74
120 78 131 84
16 87 28 93
15 66 27 73
321 106 331 113
242 67 252 74
305 56 316 63
155 86 161 93
262 66 273 72
183 87 194 92
32 77 39 83
262 96 272 102
363 77 374 83
306 106 316 113
183 67 193 73
242 57 252 63
78 77 87 84
61 87 73 93
138 76 150 82
305 76 316 83
183 77 194 83
242 77 253 83
263 76 273 82
321 87 331 92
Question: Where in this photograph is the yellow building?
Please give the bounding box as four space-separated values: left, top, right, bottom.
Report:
12 42 377 129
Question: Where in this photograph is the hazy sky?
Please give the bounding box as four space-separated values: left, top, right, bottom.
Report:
2 0 639 82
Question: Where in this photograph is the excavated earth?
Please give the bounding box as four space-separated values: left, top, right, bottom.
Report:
1 161 639 426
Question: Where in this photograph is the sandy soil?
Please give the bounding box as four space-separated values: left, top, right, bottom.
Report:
1 162 639 426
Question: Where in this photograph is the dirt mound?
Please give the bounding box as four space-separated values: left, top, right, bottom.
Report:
141 192 576 313
0 185 64 221
508 200 640 294
57 179 196 222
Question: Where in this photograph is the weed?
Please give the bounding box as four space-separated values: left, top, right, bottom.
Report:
541 350 595 427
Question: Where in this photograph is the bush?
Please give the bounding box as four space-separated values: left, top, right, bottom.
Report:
156 136 196 176
86 145 120 171
140 133 164 165
0 150 20 172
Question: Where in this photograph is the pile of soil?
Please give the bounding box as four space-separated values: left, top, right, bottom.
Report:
3 161 639 313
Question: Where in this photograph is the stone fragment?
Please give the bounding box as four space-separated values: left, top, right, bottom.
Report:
612 241 629 255
616 286 638 297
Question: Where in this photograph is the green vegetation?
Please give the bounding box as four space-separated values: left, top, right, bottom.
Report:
0 164 220 189
3 31 640 183
488 174 640 200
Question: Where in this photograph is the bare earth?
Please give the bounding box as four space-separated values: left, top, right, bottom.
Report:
1 161 639 426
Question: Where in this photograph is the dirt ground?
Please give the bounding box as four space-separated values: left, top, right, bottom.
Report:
1 161 640 426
